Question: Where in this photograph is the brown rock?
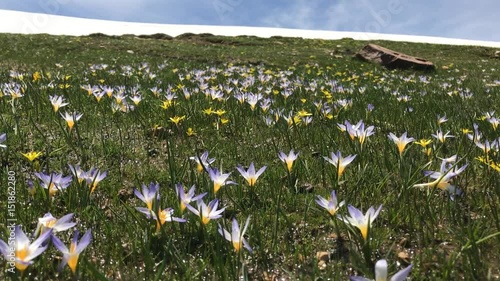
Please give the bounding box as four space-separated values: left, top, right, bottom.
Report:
356 43 435 70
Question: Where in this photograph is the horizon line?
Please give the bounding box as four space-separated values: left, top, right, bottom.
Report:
1 9 499 48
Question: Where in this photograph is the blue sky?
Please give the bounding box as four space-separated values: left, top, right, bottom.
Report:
1 0 499 41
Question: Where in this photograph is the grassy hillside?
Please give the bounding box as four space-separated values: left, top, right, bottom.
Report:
0 33 499 280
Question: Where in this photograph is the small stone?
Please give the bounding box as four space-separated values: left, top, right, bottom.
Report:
263 271 277 281
318 260 327 270
299 183 314 193
399 237 410 248
117 188 133 200
316 251 330 262
398 251 410 261
328 232 338 239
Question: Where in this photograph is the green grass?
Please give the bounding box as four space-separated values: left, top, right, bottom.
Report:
0 32 499 280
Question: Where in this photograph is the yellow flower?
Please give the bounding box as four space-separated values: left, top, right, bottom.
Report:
322 89 332 99
22 151 43 162
169 115 185 125
186 127 196 136
32 71 41 82
203 107 214 115
285 115 302 127
462 128 472 134
296 109 312 117
476 157 500 172
220 118 230 124
415 139 432 148
214 109 226 116
161 100 174 110
293 116 302 126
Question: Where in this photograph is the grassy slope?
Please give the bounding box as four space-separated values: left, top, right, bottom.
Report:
0 33 499 280
1 33 498 71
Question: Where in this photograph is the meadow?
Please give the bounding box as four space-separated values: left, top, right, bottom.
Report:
0 33 499 280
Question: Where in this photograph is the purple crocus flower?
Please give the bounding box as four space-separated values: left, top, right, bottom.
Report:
0 226 52 273
51 228 92 274
134 182 160 211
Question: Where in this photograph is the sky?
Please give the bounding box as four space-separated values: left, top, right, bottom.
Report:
1 0 499 42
